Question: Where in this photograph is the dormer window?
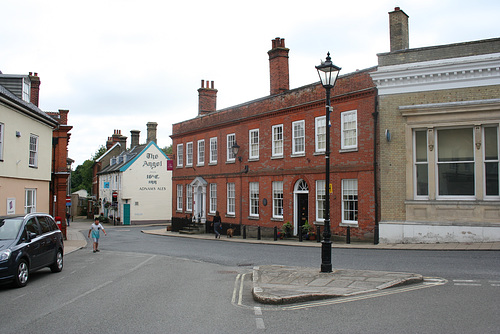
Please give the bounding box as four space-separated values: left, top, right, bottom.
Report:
110 157 117 166
22 78 30 103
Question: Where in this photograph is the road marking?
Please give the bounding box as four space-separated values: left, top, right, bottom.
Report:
281 277 447 311
238 273 246 305
453 279 481 286
255 318 265 329
11 293 27 301
254 306 262 316
231 274 241 304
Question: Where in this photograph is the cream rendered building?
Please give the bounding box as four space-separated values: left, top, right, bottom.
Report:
1 78 57 215
371 8 500 243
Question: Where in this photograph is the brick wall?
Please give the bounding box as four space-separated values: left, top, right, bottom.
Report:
172 68 378 240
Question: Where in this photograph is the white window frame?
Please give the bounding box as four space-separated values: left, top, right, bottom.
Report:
210 137 218 164
22 77 30 103
25 188 36 214
436 127 475 199
197 140 205 166
209 183 217 214
249 129 259 160
484 125 500 199
316 180 326 222
227 183 235 215
249 182 259 217
186 142 193 167
292 120 305 155
414 129 429 199
227 134 236 162
272 181 283 219
315 116 326 153
341 110 358 150
341 179 358 226
186 184 193 212
0 122 4 160
272 124 283 157
176 185 183 211
176 144 184 167
29 134 39 167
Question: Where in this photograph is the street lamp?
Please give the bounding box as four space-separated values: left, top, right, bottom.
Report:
316 52 341 273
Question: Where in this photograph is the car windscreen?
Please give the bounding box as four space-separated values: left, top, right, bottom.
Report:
0 218 23 240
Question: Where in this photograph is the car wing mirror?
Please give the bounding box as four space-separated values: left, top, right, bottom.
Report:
27 231 37 241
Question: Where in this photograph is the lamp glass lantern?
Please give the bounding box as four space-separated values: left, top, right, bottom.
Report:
316 52 341 89
231 142 240 157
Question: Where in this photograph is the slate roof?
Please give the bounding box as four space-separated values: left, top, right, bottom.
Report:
97 144 147 175
0 83 58 127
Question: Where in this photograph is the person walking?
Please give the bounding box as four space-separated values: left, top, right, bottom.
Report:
88 218 107 253
213 211 222 239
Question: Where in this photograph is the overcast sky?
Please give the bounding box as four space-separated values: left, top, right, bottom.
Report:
2 0 499 166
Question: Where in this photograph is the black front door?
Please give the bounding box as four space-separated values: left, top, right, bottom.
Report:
297 194 308 231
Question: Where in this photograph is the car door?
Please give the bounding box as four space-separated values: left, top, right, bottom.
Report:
37 216 59 266
24 217 44 270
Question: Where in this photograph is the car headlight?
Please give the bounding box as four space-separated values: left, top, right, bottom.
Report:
0 249 12 262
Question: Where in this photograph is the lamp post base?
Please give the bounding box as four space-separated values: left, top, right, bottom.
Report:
321 240 332 273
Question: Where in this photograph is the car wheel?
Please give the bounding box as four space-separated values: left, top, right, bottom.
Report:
13 259 29 288
50 250 63 273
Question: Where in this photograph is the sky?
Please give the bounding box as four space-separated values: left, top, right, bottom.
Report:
1 0 499 167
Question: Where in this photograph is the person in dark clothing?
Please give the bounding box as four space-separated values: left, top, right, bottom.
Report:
213 211 222 239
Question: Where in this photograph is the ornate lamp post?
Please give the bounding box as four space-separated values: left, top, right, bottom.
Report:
316 52 341 273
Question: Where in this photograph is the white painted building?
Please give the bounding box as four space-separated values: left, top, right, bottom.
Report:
97 126 172 224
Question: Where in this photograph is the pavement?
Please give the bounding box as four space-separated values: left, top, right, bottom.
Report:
64 217 500 305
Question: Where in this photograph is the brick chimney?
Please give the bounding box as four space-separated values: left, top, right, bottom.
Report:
389 7 409 52
198 80 217 115
118 134 127 152
146 122 157 144
130 130 140 148
58 109 69 125
268 37 289 95
29 72 41 107
106 136 114 150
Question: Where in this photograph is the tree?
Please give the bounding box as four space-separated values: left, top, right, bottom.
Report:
71 146 107 194
161 144 172 155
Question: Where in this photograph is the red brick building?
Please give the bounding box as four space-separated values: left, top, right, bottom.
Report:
32 73 73 237
171 38 378 241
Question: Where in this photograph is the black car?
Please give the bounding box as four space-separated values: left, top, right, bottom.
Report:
0 213 64 288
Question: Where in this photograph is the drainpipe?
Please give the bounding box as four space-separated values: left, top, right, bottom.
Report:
372 92 380 244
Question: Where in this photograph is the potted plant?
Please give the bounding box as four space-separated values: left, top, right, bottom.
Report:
301 221 311 239
281 222 292 238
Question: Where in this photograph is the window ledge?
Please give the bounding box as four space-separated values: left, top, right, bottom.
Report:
290 153 305 158
271 155 284 160
339 148 358 153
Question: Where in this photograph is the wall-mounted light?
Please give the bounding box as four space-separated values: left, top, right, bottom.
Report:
16 131 21 137
232 141 242 162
